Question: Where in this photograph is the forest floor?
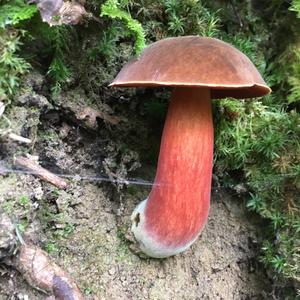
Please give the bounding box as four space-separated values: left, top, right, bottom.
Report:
0 71 274 299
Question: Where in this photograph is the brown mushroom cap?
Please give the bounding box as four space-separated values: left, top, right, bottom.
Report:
111 36 271 99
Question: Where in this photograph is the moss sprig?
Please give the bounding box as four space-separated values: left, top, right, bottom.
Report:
101 0 146 55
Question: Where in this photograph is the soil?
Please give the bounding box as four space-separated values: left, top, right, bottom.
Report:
0 72 273 299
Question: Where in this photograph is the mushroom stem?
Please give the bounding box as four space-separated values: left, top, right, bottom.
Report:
131 87 214 258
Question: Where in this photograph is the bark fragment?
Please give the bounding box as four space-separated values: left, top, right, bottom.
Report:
15 156 68 189
13 244 85 300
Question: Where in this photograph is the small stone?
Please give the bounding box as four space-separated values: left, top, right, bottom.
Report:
0 211 17 259
108 267 116 275
59 122 72 139
25 71 44 91
17 92 51 109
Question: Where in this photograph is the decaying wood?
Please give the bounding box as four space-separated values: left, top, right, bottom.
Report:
75 106 124 128
51 89 126 130
15 156 67 189
13 244 85 300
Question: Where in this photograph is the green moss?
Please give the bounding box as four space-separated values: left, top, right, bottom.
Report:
44 242 59 254
290 0 300 18
1 194 31 234
0 0 37 28
0 0 37 100
101 0 146 55
0 29 30 101
116 225 131 262
163 0 220 37
215 98 300 283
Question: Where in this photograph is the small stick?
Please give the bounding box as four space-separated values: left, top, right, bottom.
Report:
0 101 5 118
15 156 67 189
8 133 32 144
13 244 85 300
230 0 243 28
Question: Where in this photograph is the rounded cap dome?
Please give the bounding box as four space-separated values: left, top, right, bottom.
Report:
111 36 271 99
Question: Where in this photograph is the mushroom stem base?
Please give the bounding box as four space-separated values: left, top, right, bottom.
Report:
131 200 199 258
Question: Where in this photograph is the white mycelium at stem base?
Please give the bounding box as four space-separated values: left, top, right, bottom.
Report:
131 88 214 258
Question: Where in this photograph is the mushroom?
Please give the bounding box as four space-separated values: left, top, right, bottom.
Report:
111 36 271 258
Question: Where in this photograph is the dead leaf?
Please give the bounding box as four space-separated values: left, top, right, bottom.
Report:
76 106 125 128
31 0 86 26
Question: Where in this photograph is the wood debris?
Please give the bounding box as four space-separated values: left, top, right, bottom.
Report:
75 106 124 128
7 133 32 144
13 244 85 300
15 156 67 189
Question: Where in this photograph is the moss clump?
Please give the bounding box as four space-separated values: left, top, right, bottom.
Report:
0 29 30 101
101 0 146 55
210 0 300 292
0 0 37 101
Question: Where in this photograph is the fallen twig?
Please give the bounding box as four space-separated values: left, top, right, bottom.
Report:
15 156 68 189
229 0 243 28
13 244 85 300
8 133 32 144
0 102 5 118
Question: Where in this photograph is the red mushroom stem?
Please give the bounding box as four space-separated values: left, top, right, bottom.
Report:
131 87 214 257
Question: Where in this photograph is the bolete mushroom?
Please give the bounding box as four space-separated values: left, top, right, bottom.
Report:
111 36 271 258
